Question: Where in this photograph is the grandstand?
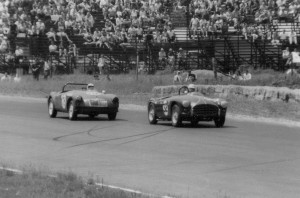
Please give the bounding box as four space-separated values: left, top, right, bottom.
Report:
0 0 299 75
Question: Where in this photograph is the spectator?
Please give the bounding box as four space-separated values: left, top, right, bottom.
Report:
173 70 182 84
44 58 51 79
282 47 291 67
13 73 21 83
97 54 105 74
243 70 252 81
185 70 197 82
1 72 10 81
289 30 298 45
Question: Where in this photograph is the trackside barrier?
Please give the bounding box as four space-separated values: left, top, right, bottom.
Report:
152 85 300 104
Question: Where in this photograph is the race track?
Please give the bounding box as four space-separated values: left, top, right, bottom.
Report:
0 96 300 198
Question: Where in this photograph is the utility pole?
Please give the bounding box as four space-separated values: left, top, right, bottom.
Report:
136 35 139 81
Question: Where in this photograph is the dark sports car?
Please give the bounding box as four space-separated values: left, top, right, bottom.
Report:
48 83 119 120
148 86 228 127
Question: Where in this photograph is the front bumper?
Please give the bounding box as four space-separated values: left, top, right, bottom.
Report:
76 106 118 115
181 107 226 121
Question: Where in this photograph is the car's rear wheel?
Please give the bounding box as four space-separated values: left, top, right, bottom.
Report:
214 116 225 128
108 112 117 120
148 103 157 124
48 98 57 118
172 105 182 127
68 100 77 120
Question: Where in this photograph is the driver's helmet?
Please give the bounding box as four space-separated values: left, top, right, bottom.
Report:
87 83 94 90
188 84 196 92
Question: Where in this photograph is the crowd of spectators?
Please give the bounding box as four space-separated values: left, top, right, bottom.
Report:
1 0 300 77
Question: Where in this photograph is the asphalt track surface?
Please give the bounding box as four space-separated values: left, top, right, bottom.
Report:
0 96 300 198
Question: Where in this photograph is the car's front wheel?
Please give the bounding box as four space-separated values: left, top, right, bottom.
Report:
214 116 225 128
68 100 77 120
148 103 157 124
108 112 117 120
172 105 182 127
48 98 57 118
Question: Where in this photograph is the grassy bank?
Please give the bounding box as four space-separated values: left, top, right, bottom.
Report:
0 167 155 198
0 70 300 120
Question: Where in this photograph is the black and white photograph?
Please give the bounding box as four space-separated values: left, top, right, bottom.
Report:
0 0 300 197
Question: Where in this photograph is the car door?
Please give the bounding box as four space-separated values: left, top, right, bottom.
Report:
53 92 67 112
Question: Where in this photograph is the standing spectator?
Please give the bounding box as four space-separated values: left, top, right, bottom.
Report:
158 48 167 68
32 56 41 81
44 58 51 79
97 54 105 74
68 41 77 71
15 46 23 68
168 48 175 69
13 73 21 83
243 70 252 81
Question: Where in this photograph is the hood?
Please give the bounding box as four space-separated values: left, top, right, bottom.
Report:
67 90 117 101
170 94 221 107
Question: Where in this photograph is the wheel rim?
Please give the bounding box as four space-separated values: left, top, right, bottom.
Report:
69 104 74 118
149 107 155 121
49 102 53 115
172 111 178 124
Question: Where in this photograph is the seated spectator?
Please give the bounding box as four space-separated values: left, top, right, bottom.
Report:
46 28 57 42
0 36 8 53
185 70 197 82
279 29 289 44
167 28 176 43
13 73 21 83
49 40 59 56
232 70 244 80
282 47 291 67
1 72 11 81
243 70 252 81
173 71 182 84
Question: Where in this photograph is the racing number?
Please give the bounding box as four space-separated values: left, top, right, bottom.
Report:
61 94 67 109
163 104 168 115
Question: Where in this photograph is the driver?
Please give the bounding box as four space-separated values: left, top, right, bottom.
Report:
188 84 196 93
87 83 95 91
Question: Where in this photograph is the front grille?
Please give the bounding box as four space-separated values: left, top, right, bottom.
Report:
193 104 219 117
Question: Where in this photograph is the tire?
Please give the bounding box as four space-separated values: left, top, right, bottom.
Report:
148 103 157 124
191 120 198 127
48 98 57 118
68 100 77 120
214 116 225 128
108 112 117 120
171 105 182 127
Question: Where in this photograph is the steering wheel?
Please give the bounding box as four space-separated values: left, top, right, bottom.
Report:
178 86 189 95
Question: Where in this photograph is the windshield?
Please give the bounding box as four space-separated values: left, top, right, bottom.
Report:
63 84 89 92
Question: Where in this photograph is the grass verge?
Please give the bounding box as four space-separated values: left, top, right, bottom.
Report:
0 71 299 121
0 167 157 198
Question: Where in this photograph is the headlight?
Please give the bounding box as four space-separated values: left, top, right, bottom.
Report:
76 96 82 101
112 97 119 104
182 101 190 108
219 100 228 108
